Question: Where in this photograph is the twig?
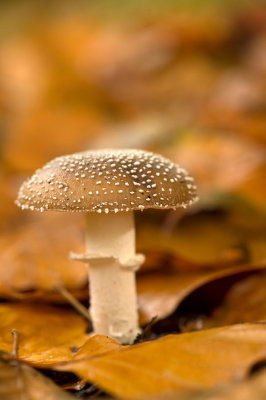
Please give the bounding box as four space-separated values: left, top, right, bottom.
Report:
11 329 19 358
53 284 91 323
134 316 158 343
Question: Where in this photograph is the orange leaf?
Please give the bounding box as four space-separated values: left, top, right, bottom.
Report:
0 214 87 292
0 303 89 366
55 323 266 399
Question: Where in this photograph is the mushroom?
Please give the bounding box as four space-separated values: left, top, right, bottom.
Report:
16 149 198 344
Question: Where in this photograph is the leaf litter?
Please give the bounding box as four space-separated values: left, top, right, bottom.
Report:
0 0 266 399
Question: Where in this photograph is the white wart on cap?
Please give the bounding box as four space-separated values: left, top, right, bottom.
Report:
16 149 198 213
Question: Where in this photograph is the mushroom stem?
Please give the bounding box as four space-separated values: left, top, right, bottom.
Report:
85 211 142 344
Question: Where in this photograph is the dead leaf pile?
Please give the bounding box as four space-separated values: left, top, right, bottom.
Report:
0 0 265 399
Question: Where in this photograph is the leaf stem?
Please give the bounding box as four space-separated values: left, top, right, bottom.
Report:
53 284 91 324
11 329 19 358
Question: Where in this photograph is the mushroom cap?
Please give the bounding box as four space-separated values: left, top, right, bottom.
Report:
16 149 198 213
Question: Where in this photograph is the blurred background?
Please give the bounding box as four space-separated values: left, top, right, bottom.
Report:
0 0 265 294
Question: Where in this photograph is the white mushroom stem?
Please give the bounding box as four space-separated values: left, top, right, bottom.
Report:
85 211 143 344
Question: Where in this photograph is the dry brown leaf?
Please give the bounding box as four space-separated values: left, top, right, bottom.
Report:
0 172 20 228
41 12 230 93
203 371 266 400
158 12 233 51
1 207 259 297
201 108 266 148
137 210 266 265
55 323 266 399
0 213 87 292
168 132 266 209
0 38 47 114
138 262 266 324
205 273 266 328
0 359 74 400
142 247 246 274
238 164 266 213
0 303 89 366
1 207 264 297
3 106 101 173
0 287 89 304
138 219 236 266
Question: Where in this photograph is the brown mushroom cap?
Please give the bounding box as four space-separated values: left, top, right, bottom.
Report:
16 149 198 213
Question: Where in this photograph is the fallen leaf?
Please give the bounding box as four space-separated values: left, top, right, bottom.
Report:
0 213 87 292
73 334 123 360
205 273 266 328
0 358 74 400
137 213 241 265
0 303 89 365
137 210 266 265
55 323 266 399
209 370 266 400
142 246 246 274
0 286 89 305
138 262 266 324
0 172 20 228
238 164 266 213
200 108 266 151
3 105 102 173
153 370 266 400
0 37 47 114
168 131 266 211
